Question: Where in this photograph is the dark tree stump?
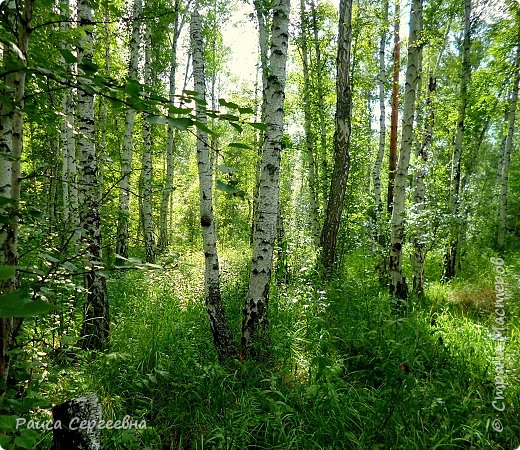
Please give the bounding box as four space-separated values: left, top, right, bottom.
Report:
52 393 102 449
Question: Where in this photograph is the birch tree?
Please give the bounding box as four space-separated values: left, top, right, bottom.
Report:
320 0 353 271
299 0 320 246
116 0 142 259
77 0 109 350
140 23 156 264
242 0 290 355
389 0 423 299
443 0 471 280
158 0 184 251
387 0 400 214
372 0 388 281
191 7 234 360
497 22 520 249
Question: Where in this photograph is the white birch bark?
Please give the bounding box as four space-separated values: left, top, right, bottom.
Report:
320 0 353 270
389 0 423 299
498 31 520 249
158 2 183 251
77 0 109 350
242 0 290 355
300 0 320 246
443 0 471 280
116 0 142 259
140 23 156 264
191 7 234 360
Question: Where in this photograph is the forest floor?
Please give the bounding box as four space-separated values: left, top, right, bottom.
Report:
24 244 520 448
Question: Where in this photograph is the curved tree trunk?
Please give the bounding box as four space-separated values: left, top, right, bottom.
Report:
320 0 353 271
242 0 291 356
389 0 423 299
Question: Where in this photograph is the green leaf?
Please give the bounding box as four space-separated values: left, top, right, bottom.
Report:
0 290 55 318
62 261 79 272
0 435 12 446
79 60 98 75
218 98 239 109
0 415 18 430
145 115 167 125
216 180 238 194
220 114 240 121
229 122 244 133
166 117 193 130
0 195 14 206
194 120 216 135
0 265 16 281
183 89 200 97
249 122 267 131
14 430 39 450
218 165 239 173
38 253 60 264
238 106 255 114
58 48 77 64
228 142 252 150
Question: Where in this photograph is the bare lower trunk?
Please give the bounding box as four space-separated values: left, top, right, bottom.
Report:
389 0 423 299
242 0 290 356
320 0 353 271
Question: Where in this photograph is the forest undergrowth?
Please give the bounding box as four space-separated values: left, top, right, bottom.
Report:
15 243 516 449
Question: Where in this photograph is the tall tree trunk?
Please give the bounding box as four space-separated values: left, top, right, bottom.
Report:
158 1 182 251
116 0 142 259
250 0 270 245
387 0 400 214
412 58 436 296
497 27 520 250
191 7 235 361
373 0 388 282
140 24 156 264
300 0 320 246
242 0 290 356
320 0 353 271
0 0 32 380
310 0 329 211
77 0 110 350
389 0 423 299
443 0 471 281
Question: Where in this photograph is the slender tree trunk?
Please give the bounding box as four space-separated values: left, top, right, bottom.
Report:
250 0 270 245
373 0 388 282
77 0 110 350
497 29 520 249
242 0 290 356
191 7 235 361
116 0 142 259
387 0 400 214
300 0 320 246
0 0 32 381
310 0 329 211
389 0 423 299
412 59 436 296
158 2 182 251
320 0 353 271
140 24 156 264
443 0 471 281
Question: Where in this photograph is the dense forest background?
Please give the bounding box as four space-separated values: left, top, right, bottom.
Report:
0 0 519 448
